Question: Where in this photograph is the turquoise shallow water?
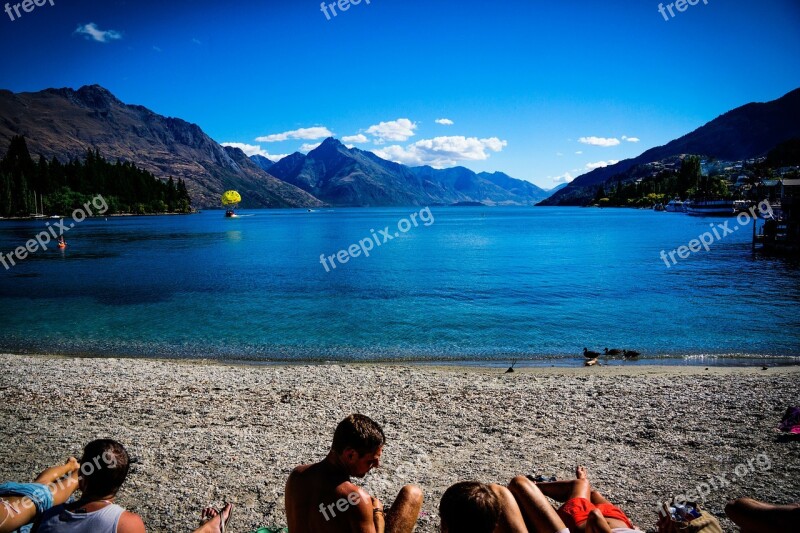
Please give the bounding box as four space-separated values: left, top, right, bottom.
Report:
0 207 798 365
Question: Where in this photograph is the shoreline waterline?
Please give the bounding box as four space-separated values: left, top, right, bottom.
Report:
2 351 799 369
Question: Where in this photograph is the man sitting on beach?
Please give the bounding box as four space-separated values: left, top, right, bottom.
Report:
440 480 570 533
34 439 146 533
285 414 423 533
527 466 641 533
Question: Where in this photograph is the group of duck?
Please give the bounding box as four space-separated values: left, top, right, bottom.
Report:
582 347 640 366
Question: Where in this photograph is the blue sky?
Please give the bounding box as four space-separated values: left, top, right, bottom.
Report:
1 0 799 189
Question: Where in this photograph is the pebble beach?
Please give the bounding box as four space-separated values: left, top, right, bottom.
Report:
1 354 798 532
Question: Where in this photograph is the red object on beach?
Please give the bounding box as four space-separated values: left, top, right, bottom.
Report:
779 407 800 434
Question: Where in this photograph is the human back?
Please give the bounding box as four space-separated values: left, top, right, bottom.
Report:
37 502 126 533
285 413 423 533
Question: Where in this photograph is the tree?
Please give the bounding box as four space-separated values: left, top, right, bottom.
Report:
678 156 701 197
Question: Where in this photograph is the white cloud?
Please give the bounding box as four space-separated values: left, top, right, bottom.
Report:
586 160 620 170
192 38 202 45
551 172 574 184
152 46 162 52
74 23 122 43
299 142 322 153
556 152 564 157
373 136 507 168
622 136 640 143
578 136 620 147
575 151 583 155
255 126 333 143
221 142 288 161
342 134 368 144
366 118 417 143
435 118 454 126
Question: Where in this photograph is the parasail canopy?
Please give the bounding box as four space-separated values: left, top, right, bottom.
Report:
221 190 241 206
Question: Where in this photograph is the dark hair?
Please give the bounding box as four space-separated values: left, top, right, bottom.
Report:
439 482 501 533
79 439 130 496
331 414 386 455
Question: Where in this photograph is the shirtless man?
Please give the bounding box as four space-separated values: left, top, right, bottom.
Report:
285 414 423 533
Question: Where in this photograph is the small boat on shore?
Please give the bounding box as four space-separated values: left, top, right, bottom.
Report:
665 198 684 212
685 199 735 216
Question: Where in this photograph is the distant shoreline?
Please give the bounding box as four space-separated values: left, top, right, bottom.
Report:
0 211 197 221
1 351 797 369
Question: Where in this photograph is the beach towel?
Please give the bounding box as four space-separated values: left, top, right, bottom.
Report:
778 406 800 434
249 528 288 533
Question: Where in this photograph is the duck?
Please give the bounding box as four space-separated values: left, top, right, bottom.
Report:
584 358 599 367
583 347 601 358
623 350 641 358
604 348 623 356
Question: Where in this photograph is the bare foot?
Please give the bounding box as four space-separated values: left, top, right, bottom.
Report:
195 503 233 533
576 465 588 480
66 457 79 472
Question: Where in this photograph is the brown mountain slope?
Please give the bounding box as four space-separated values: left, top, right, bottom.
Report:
0 85 323 208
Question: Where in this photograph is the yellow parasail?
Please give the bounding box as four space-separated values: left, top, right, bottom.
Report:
221 190 241 206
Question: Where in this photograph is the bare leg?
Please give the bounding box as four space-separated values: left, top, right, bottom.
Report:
508 476 569 533
193 503 233 533
535 477 591 504
489 484 528 533
33 458 79 485
385 484 423 533
725 498 800 533
0 459 80 533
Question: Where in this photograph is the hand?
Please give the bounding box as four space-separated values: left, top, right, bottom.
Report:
656 512 675 533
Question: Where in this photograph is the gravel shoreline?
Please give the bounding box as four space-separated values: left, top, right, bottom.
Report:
1 354 798 532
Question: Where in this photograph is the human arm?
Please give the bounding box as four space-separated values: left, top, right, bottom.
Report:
116 510 146 533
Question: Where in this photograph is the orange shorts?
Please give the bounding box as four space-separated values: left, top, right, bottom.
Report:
557 497 634 530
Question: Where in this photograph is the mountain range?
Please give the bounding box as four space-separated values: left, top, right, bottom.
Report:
2 84 797 209
540 87 800 205
263 138 549 206
0 85 548 208
0 85 322 208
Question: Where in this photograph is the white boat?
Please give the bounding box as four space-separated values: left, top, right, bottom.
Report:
685 199 735 216
665 198 684 212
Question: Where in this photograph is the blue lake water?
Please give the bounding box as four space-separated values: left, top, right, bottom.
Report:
0 207 798 365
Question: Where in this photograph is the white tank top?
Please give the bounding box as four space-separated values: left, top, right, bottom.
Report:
37 502 125 533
